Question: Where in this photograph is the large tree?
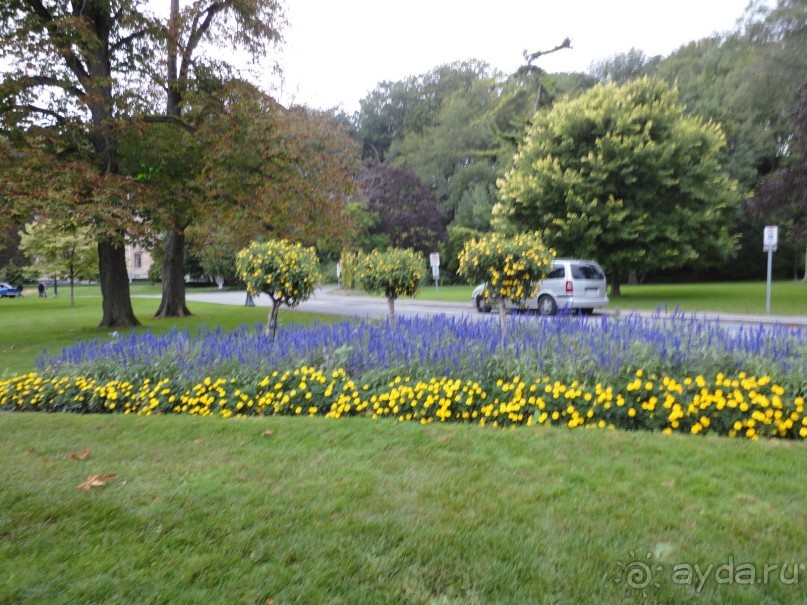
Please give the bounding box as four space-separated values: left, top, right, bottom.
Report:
748 83 807 281
496 77 742 295
358 160 447 254
0 0 158 327
191 84 360 256
150 0 284 318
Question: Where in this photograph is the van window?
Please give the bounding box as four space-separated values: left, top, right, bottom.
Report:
546 266 565 279
571 263 604 280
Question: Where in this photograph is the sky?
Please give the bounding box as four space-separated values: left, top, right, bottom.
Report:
262 0 758 112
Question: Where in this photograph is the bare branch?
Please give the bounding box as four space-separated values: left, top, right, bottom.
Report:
524 38 572 65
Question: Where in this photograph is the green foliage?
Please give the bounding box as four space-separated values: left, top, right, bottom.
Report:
338 249 364 290
236 240 319 306
236 239 320 338
18 219 98 306
440 225 483 284
457 231 554 307
496 77 742 289
357 248 425 301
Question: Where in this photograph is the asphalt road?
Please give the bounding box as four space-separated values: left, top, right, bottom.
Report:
175 286 807 329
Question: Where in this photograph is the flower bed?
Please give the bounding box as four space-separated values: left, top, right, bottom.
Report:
2 313 805 439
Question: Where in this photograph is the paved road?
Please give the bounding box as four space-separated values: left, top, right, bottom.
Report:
172 286 807 329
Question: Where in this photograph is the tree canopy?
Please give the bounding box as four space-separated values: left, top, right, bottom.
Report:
496 77 742 294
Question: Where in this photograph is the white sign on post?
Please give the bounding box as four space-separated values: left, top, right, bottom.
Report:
429 252 440 289
763 225 778 251
763 226 778 314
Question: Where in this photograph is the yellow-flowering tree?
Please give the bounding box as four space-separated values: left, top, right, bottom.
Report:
236 240 320 339
458 232 554 339
357 248 425 323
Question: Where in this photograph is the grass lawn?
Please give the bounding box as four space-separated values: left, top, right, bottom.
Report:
0 414 804 604
416 281 807 316
0 285 335 375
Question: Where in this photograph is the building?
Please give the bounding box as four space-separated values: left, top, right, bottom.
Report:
125 244 154 280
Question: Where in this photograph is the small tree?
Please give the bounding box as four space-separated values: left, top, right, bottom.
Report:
235 240 319 339
18 220 99 306
458 232 554 342
357 248 425 323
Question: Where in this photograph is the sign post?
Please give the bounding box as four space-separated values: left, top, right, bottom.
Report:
763 226 778 314
429 252 440 292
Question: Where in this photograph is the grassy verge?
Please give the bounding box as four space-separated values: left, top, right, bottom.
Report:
413 281 807 315
0 414 804 604
0 287 336 375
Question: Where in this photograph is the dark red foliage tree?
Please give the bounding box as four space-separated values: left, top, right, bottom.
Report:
358 159 447 254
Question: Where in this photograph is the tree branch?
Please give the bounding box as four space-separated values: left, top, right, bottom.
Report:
10 75 86 100
181 2 230 82
17 104 68 123
143 115 197 134
111 28 153 53
23 0 91 84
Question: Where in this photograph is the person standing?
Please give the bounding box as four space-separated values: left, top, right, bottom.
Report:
38 282 46 298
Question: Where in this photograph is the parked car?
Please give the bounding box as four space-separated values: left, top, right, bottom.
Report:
472 259 609 315
0 282 23 298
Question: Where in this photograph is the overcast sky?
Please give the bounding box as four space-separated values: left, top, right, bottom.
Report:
260 0 758 112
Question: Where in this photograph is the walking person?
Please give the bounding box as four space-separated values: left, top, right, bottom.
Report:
38 282 46 298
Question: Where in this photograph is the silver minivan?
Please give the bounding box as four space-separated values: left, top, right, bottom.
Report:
472 259 609 315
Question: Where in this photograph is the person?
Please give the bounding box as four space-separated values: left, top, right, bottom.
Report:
38 282 46 298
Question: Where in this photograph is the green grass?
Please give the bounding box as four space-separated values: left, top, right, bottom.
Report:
0 414 804 604
0 286 335 375
417 281 807 315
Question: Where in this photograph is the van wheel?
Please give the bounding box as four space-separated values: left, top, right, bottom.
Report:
475 296 491 313
537 295 557 316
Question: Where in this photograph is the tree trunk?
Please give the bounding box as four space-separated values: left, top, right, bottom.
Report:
98 240 140 328
69 268 75 307
266 301 281 339
610 268 622 297
498 301 507 347
387 297 396 324
154 228 191 318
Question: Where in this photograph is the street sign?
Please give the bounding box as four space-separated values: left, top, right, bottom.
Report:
763 225 778 252
429 252 440 269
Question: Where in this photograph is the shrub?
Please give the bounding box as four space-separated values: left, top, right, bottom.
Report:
458 231 554 338
235 239 319 338
357 248 424 322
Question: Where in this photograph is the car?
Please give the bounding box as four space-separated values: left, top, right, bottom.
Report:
0 282 23 298
472 259 609 316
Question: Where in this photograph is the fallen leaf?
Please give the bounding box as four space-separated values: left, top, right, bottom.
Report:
265 599 274 605
77 473 117 491
70 448 90 461
194 439 202 444
261 430 274 437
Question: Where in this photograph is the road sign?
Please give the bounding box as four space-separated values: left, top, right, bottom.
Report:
429 252 440 268
763 225 778 251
